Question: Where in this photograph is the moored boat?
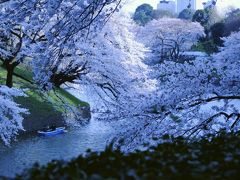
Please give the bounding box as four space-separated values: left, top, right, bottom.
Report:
37 127 66 136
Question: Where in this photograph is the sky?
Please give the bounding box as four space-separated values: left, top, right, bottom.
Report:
122 0 240 13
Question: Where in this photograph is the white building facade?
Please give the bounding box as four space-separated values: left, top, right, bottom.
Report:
157 0 197 14
177 0 196 13
202 0 213 9
157 0 176 14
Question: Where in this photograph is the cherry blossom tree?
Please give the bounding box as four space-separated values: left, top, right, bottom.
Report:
0 0 123 146
136 18 205 63
1 0 236 150
0 85 28 145
114 30 240 151
67 13 157 116
28 0 122 89
0 0 122 88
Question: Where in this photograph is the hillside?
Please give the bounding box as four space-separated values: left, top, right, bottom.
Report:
0 64 90 132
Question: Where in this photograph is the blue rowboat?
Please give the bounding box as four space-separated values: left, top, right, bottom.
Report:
38 127 66 136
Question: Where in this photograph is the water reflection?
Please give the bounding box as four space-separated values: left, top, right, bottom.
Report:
0 119 117 177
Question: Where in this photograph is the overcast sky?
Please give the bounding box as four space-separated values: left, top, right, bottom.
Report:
122 0 240 13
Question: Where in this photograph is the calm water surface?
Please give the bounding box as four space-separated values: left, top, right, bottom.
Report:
0 119 117 177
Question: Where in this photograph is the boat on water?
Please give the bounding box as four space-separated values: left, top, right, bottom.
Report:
37 127 67 136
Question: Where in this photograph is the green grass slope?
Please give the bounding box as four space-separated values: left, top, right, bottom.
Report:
0 64 89 131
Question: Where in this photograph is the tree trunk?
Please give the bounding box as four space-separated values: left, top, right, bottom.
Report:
6 64 14 88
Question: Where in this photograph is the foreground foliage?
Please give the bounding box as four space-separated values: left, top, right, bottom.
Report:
7 133 240 179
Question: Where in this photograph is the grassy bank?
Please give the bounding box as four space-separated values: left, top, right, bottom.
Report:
0 65 89 126
6 132 240 179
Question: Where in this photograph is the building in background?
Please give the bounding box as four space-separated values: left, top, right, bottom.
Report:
177 0 196 13
157 0 197 14
202 0 213 9
157 0 176 14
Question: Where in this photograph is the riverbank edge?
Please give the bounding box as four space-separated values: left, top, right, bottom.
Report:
21 103 91 133
0 65 91 133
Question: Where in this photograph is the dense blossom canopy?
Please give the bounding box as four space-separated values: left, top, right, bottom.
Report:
0 86 28 145
0 1 239 151
115 30 240 151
